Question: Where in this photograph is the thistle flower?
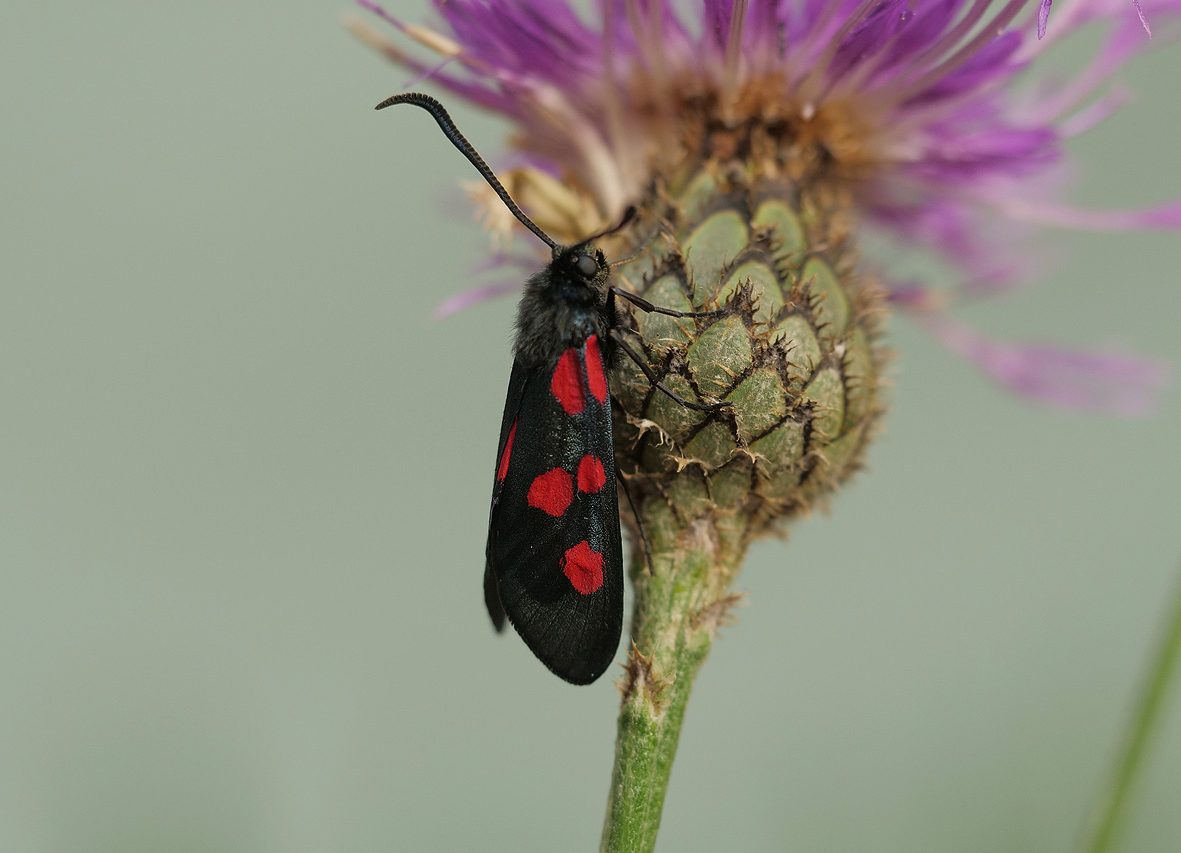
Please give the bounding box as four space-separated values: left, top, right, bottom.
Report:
350 1 1178 849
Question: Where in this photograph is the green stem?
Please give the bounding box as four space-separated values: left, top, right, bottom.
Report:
1081 569 1181 853
600 511 744 853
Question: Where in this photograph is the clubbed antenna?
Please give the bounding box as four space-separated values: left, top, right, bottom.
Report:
376 92 559 252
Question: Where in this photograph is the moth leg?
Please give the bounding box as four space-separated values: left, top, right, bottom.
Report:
610 331 730 412
609 451 653 576
609 286 727 320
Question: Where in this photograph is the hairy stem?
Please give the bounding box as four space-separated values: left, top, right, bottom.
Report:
600 509 744 853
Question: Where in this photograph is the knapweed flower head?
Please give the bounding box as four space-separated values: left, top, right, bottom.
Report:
353 0 1177 540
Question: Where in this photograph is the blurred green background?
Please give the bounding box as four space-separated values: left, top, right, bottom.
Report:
3 3 1179 851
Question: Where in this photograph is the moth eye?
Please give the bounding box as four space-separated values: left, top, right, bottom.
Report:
574 253 598 278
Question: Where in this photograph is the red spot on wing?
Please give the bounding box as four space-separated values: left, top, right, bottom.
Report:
496 420 517 482
585 335 608 403
576 455 607 494
527 468 573 517
550 349 585 415
561 540 604 595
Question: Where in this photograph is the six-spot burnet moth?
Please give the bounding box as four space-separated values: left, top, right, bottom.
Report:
377 92 726 684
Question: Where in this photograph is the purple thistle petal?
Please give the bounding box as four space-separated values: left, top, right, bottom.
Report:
864 186 1044 296
877 249 1028 306
922 315 1169 415
902 31 1026 107
434 251 541 318
355 0 407 30
1058 86 1131 137
865 196 992 268
827 0 913 82
434 280 524 318
747 0 787 57
433 0 600 84
1037 0 1154 39
351 0 522 114
881 0 961 72
593 0 693 59
903 123 1058 181
989 198 1181 230
705 0 736 52
1049 0 1153 47
1034 12 1162 120
401 55 459 91
1135 0 1154 34
883 281 937 309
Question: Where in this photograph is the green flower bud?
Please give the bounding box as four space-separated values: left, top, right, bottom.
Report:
605 172 886 552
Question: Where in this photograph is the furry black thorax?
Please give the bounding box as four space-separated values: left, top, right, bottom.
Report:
513 245 613 367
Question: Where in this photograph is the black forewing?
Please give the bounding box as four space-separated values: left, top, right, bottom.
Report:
484 360 530 633
485 339 623 684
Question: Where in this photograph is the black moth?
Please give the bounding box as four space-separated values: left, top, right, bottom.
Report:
378 92 723 684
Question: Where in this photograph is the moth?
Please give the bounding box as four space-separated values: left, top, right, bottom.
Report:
378 92 723 684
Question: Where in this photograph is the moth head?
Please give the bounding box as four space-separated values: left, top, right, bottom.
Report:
550 206 634 289
558 245 608 282
546 244 610 300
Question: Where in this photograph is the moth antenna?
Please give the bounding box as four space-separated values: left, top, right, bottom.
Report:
377 91 559 252
577 205 638 248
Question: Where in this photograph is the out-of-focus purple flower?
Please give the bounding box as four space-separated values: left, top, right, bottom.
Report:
1039 0 1154 39
920 314 1169 415
351 0 1179 414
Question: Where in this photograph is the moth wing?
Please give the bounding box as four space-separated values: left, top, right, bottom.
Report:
485 338 623 685
484 360 530 633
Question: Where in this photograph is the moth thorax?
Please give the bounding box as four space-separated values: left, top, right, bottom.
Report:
515 284 605 365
